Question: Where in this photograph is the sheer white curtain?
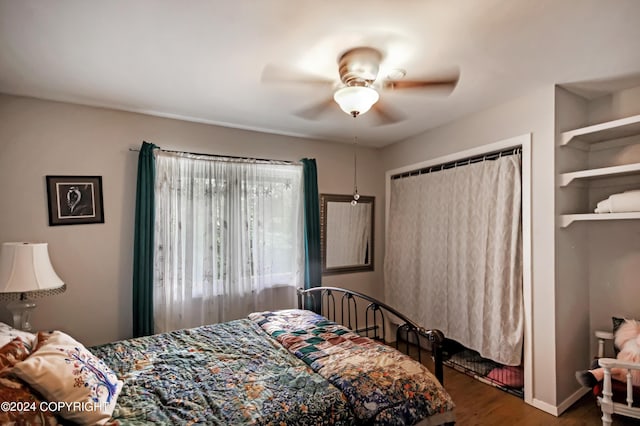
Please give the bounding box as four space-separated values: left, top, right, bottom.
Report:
385 155 522 366
153 151 304 333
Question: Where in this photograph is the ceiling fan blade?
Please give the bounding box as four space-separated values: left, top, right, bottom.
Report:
370 102 406 126
294 98 336 120
261 64 335 87
382 69 460 94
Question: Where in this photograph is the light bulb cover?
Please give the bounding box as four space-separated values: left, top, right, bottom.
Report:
333 86 379 116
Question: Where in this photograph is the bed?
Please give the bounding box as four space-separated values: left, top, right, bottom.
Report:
0 287 455 425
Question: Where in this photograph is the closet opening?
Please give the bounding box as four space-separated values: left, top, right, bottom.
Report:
384 135 531 403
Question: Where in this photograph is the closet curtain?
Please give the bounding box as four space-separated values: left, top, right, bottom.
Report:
385 155 523 366
153 151 304 333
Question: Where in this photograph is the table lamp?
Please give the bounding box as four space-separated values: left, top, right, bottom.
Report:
0 242 66 331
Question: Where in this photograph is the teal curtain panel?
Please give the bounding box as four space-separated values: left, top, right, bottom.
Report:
301 158 322 313
133 141 157 337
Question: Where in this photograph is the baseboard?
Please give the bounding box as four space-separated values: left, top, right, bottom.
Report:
557 387 590 415
532 398 560 416
531 387 590 416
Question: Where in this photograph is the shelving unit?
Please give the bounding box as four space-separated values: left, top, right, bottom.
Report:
559 163 640 187
560 212 640 228
560 114 640 146
554 83 640 414
559 114 640 228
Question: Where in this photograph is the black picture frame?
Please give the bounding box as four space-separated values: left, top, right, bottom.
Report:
46 176 104 226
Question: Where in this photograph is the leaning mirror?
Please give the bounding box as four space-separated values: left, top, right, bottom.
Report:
320 193 375 275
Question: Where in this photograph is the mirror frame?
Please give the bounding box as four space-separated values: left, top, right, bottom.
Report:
320 193 375 275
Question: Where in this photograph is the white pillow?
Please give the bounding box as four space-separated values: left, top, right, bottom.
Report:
0 322 36 350
12 331 123 425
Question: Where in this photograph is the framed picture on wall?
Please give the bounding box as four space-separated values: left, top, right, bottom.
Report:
46 176 104 226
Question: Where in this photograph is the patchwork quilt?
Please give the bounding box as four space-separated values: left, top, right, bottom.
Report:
249 309 456 425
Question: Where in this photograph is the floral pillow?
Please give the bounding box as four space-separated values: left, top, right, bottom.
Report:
0 376 60 425
11 331 123 425
0 322 37 350
0 337 30 372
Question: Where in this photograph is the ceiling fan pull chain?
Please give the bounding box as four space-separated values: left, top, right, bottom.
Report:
352 135 360 206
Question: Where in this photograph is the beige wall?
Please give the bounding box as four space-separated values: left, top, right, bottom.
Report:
0 94 384 346
553 87 592 406
380 86 558 407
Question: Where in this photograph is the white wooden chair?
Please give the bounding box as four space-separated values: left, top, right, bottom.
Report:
595 330 640 426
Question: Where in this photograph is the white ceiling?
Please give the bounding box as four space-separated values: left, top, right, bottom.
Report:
1 0 640 148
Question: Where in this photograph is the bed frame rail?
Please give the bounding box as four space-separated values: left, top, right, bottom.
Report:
297 286 445 384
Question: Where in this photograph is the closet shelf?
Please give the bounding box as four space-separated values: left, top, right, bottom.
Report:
561 114 640 146
559 162 640 186
560 212 640 228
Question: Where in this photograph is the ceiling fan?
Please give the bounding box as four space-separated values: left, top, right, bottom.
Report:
262 46 460 125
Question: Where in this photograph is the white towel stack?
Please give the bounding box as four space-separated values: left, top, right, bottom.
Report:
594 189 640 213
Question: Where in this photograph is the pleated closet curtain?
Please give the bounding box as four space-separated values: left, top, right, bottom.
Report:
385 155 523 366
153 151 304 333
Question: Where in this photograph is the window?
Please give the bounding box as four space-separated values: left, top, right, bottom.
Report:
152 151 303 332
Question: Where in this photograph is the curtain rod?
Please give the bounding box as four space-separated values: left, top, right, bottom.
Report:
128 146 296 165
391 146 522 180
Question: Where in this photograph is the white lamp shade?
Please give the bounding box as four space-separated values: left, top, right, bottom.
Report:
0 242 64 294
333 86 380 116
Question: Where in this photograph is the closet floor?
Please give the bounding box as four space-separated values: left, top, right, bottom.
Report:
442 339 524 399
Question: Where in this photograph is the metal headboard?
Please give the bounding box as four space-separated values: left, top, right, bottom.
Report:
297 286 445 385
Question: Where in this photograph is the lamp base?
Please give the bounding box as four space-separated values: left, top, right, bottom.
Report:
6 299 37 331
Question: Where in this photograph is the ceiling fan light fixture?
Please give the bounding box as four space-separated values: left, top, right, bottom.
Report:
333 86 379 117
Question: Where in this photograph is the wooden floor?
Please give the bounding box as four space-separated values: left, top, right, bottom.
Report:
439 365 640 425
